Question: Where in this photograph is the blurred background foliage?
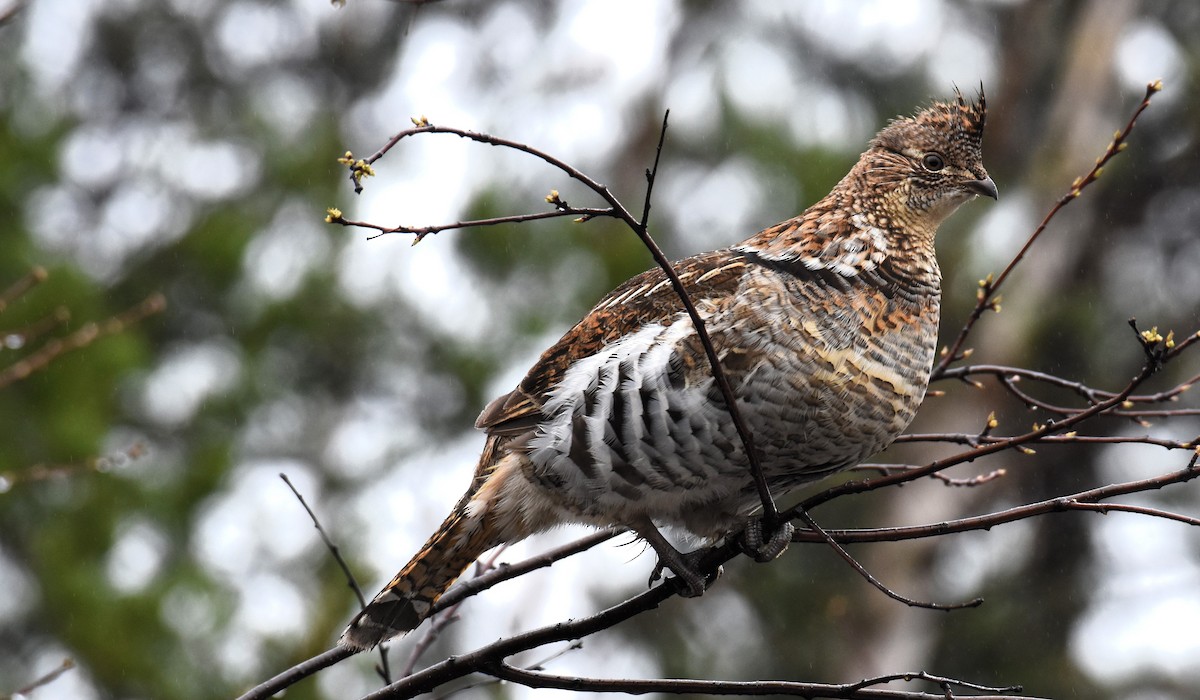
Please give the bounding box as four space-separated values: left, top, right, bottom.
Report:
1 1 1198 698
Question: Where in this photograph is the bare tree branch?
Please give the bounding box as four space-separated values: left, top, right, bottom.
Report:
0 292 167 390
790 452 1200 545
488 662 1048 700
279 472 392 683
0 265 47 312
2 658 75 700
328 208 612 243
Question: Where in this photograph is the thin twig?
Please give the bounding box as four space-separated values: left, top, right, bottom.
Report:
0 442 147 492
1065 500 1200 527
792 508 983 611
790 452 1200 545
0 265 46 313
930 468 1008 487
621 111 778 524
430 529 619 613
939 365 1198 409
279 473 392 683
844 671 1022 695
895 433 1196 451
932 80 1163 377
4 658 75 698
332 208 611 243
280 473 369 609
0 292 166 389
488 662 1047 700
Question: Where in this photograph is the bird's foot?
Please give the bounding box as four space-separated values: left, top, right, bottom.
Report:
647 547 719 597
740 518 795 563
636 520 717 597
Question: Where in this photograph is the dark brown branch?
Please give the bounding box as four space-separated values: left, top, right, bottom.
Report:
489 662 1046 700
790 452 1200 545
627 112 777 523
235 530 618 700
235 646 355 700
360 578 682 699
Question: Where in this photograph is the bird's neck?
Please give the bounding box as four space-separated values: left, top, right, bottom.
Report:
735 181 942 296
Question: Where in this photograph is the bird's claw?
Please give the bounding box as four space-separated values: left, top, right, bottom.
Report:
740 518 794 563
648 549 718 597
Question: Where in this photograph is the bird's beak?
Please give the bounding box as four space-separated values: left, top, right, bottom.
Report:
965 176 999 200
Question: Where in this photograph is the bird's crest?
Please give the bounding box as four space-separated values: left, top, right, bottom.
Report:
872 87 987 163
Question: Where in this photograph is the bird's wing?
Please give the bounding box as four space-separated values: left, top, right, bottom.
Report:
475 249 751 437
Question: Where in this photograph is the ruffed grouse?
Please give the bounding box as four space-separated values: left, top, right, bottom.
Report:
342 90 996 649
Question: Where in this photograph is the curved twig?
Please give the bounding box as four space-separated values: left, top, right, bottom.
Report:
932 80 1163 377
793 508 983 611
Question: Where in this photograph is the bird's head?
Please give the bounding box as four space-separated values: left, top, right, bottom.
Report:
865 88 997 227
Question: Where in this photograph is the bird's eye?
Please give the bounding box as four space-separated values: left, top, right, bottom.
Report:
922 153 945 171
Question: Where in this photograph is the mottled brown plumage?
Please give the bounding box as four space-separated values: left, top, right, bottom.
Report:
341 90 996 649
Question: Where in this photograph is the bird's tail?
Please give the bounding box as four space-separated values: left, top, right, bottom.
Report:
340 498 501 650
